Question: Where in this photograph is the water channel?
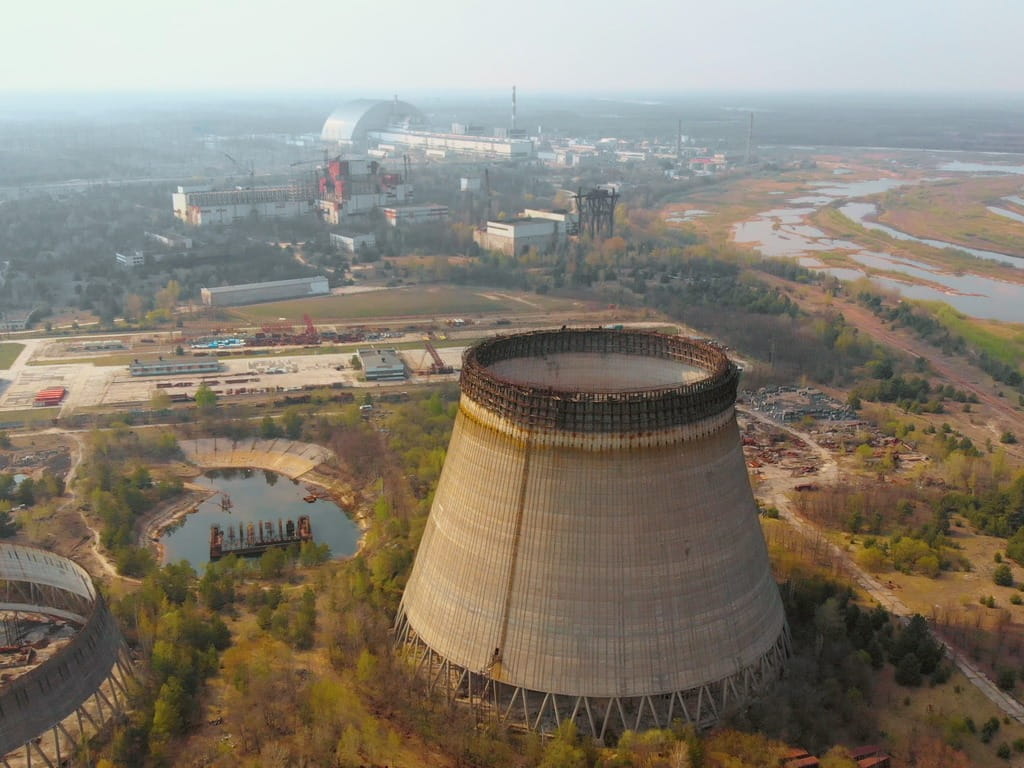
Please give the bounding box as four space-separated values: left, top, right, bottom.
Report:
731 176 1024 323
160 469 361 567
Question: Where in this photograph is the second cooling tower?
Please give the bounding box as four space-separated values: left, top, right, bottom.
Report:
396 329 788 737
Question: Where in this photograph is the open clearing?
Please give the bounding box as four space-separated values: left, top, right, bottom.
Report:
0 342 25 369
230 285 577 323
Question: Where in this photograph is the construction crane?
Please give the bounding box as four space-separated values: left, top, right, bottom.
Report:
484 168 493 222
290 148 333 168
302 314 317 340
423 340 453 375
222 152 255 187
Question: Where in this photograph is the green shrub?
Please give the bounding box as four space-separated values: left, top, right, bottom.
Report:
995 564 1014 587
997 668 1016 690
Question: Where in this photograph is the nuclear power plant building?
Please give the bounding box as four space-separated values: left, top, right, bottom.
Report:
322 98 533 159
396 329 789 737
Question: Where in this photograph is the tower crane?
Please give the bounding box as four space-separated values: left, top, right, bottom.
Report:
222 152 255 187
289 148 333 168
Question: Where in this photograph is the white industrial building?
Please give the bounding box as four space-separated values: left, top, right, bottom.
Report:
129 359 223 377
0 311 31 332
358 348 407 381
200 276 329 307
321 99 533 160
370 129 532 159
473 209 574 255
145 232 193 249
172 184 315 227
383 204 449 227
330 232 377 253
115 250 145 268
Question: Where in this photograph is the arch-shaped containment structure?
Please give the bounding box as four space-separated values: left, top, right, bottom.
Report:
0 544 133 764
321 99 425 144
396 328 789 739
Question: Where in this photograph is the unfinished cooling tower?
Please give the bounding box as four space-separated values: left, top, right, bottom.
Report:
395 328 788 738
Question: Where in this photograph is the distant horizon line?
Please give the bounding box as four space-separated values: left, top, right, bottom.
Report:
2 86 1024 100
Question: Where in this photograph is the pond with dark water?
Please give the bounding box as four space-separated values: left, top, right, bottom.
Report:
160 469 361 567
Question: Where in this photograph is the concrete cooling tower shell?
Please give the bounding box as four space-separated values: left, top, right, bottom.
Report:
0 544 134 763
395 329 789 737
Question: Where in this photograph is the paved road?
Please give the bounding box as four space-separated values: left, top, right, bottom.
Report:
0 339 40 406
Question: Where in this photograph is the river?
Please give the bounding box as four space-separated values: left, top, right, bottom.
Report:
732 177 1024 322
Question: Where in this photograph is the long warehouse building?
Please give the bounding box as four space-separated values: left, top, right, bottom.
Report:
172 184 315 227
201 276 329 307
321 99 533 160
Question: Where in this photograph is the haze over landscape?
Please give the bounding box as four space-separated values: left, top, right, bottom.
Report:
4 2 1024 767
3 0 1023 93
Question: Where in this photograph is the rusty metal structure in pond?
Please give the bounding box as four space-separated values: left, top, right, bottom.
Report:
1 544 135 766
395 328 789 740
209 515 312 560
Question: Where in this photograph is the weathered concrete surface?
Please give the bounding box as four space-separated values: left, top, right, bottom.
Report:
178 437 331 479
400 330 787 708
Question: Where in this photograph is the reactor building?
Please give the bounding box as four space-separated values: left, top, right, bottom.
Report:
395 328 788 738
321 97 533 160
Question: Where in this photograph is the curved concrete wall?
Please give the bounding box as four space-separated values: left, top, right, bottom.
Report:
0 597 124 753
399 330 787 703
0 545 129 756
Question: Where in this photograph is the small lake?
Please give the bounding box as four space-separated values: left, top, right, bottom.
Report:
160 469 361 567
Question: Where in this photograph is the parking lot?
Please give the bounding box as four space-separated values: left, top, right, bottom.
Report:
0 345 469 416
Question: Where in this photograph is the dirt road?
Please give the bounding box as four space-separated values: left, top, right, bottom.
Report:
761 274 1024 451
45 428 137 583
747 411 1024 724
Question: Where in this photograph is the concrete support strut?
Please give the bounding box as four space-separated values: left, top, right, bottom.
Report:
396 614 791 740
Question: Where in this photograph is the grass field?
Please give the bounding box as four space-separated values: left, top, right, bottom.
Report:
230 286 572 323
878 177 1024 258
874 663 1024 767
0 407 56 426
0 342 25 369
919 302 1024 370
811 207 1024 283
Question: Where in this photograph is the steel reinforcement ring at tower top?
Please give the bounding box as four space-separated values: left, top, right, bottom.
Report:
0 544 134 766
460 328 740 434
396 327 790 740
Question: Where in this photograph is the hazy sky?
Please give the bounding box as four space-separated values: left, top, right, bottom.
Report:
4 0 1021 93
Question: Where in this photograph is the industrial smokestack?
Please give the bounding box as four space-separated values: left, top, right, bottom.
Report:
746 111 754 164
512 85 517 132
396 329 789 738
677 118 682 160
